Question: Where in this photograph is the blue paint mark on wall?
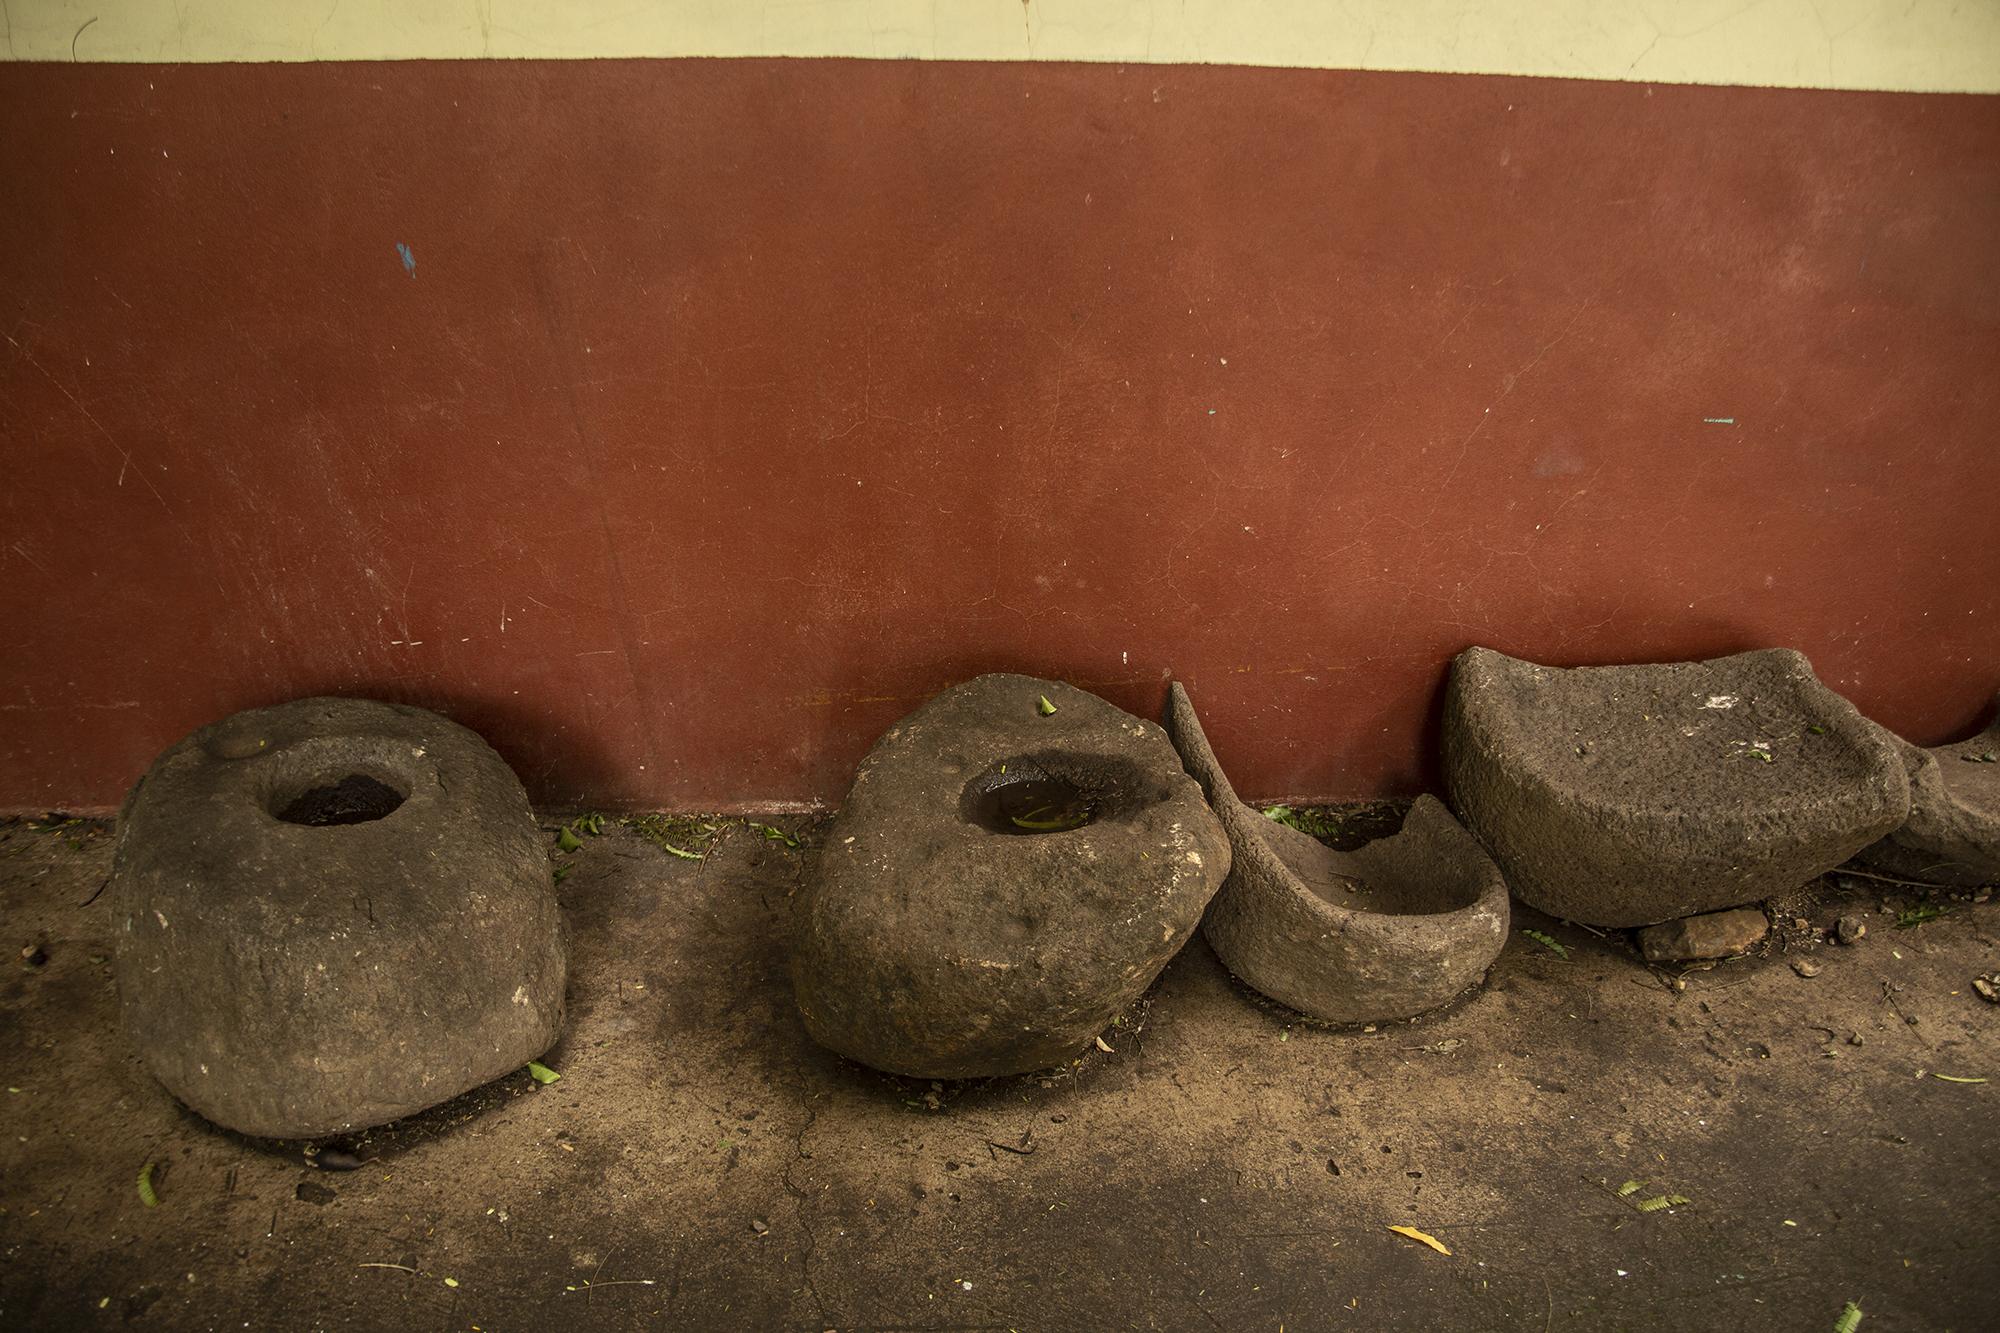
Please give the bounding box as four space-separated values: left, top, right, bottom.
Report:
396 243 416 277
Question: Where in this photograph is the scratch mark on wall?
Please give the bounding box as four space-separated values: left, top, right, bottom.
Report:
1436 295 1593 496
530 243 665 780
396 242 416 277
311 0 340 60
4 332 174 515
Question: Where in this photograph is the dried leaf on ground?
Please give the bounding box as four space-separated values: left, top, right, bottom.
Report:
1387 1225 1451 1256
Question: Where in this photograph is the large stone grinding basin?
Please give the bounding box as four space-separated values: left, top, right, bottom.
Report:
109 697 567 1139
790 674 1231 1079
1443 647 1910 927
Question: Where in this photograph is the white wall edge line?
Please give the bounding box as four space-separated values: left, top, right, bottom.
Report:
1 0 1997 94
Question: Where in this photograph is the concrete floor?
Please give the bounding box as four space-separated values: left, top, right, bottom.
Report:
1 815 1996 1331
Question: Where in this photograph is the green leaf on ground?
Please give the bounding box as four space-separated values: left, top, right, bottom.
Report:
551 863 574 885
526 1061 561 1085
572 813 606 836
1932 1073 1987 1084
1634 1194 1691 1213
137 1162 159 1207
1037 695 1058 716
555 827 582 854
1833 1301 1864 1333
1523 929 1569 959
1895 903 1949 929
748 821 801 848
1260 805 1347 839
1616 1180 1644 1198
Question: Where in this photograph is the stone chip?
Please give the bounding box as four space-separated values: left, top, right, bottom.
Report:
1636 907 1771 962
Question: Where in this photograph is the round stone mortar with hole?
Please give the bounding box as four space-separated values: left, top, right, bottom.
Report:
791 673 1230 1079
109 696 567 1139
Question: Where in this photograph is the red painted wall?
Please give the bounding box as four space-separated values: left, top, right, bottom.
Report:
2 60 1996 813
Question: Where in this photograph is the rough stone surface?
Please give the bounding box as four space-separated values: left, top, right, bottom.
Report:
1444 647 1910 928
1854 701 2000 888
1636 908 1771 962
1164 683 1509 1024
790 674 1229 1078
110 697 566 1139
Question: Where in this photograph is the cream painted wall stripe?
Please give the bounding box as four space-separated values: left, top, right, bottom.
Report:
2 0 1995 93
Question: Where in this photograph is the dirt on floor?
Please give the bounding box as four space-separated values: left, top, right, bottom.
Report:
1 812 1996 1332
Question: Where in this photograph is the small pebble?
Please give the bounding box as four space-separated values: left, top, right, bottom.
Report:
1791 917 1810 931
1973 976 1999 1005
1790 959 1822 978
1834 915 1866 945
750 1218 769 1236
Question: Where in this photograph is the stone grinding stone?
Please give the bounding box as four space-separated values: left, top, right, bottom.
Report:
1165 683 1509 1024
1443 647 1909 928
1855 699 2000 888
790 673 1230 1079
1636 907 1771 962
110 697 566 1139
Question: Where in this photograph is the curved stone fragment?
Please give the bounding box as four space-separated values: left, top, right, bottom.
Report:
1856 699 2000 887
1443 646 1909 928
791 673 1230 1079
1164 682 1508 1023
111 697 566 1139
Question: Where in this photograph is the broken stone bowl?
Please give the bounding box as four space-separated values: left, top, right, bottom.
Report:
1854 696 2000 888
1443 646 1910 928
110 697 567 1140
790 673 1230 1079
1164 683 1509 1024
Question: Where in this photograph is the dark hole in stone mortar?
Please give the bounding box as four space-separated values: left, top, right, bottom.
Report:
276 774 407 827
965 770 1098 835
